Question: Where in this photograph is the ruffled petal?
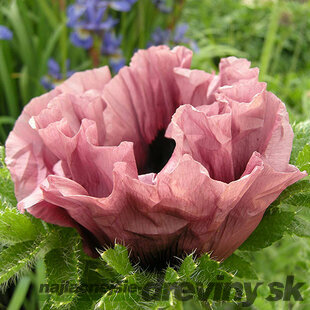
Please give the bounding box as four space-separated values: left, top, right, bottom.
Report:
37 117 137 197
166 104 235 183
210 152 306 259
219 57 259 86
174 68 217 106
6 66 112 202
5 90 61 200
56 66 111 94
102 45 192 170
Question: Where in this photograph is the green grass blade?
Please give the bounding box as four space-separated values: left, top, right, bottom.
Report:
35 0 59 29
259 0 281 79
0 45 19 118
7 276 31 310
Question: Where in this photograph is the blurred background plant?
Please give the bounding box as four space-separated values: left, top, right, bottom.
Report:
0 0 310 309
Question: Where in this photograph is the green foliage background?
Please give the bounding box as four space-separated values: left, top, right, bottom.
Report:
1 0 310 309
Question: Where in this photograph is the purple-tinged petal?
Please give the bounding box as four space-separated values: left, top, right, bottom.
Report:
109 57 126 73
47 58 61 80
0 25 13 40
109 1 131 11
70 30 93 49
174 68 218 106
102 46 192 171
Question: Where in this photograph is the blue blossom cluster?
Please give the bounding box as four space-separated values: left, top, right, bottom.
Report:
67 0 137 73
151 0 172 13
148 24 198 52
41 59 74 90
39 0 195 90
0 25 13 40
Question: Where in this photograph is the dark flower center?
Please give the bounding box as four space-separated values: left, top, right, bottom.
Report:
139 129 176 175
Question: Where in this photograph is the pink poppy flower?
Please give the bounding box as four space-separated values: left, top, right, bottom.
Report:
5 46 306 266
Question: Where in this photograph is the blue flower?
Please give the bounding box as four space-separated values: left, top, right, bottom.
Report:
105 0 137 12
0 25 13 41
70 30 94 49
101 32 122 55
109 56 126 73
41 59 74 90
151 0 172 13
67 0 119 49
173 24 190 44
47 59 62 80
67 3 86 28
40 76 55 91
148 27 170 46
101 31 125 73
148 23 199 52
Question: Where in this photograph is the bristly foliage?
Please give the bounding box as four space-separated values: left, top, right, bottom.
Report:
0 120 310 309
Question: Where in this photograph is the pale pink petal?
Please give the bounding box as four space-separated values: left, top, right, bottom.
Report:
5 66 111 201
56 66 111 94
228 90 293 178
166 104 235 182
211 153 306 259
5 90 61 200
174 68 216 106
37 117 137 197
219 57 259 86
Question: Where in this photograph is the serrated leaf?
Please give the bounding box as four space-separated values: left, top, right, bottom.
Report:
291 120 310 164
95 291 144 310
0 208 45 245
239 179 310 251
0 234 54 287
296 144 310 174
165 267 179 283
69 296 96 310
272 180 310 209
0 146 17 208
178 255 197 279
83 257 117 283
193 254 233 284
239 208 295 251
221 254 257 279
290 213 310 238
95 289 176 310
101 244 133 276
43 230 83 309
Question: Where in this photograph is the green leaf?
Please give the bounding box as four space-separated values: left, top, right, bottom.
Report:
296 144 310 174
35 0 59 29
290 216 310 238
178 255 197 279
272 180 310 209
0 208 45 245
100 244 134 276
0 146 17 208
291 120 310 165
82 254 118 284
3 0 36 75
164 267 179 283
193 254 233 284
221 253 257 279
0 44 19 118
239 208 295 251
0 234 54 287
95 291 144 310
239 179 310 251
44 229 83 309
